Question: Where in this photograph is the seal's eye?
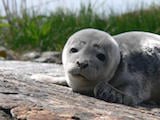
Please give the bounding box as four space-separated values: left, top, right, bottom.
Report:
70 48 78 53
96 53 105 62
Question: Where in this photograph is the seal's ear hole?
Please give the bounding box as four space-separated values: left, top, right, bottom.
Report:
70 48 78 53
96 53 106 62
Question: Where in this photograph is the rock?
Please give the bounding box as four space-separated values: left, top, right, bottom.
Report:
21 51 41 61
21 51 62 64
0 110 11 120
0 46 7 59
0 61 160 120
0 46 18 60
6 50 19 60
11 106 67 120
34 51 62 64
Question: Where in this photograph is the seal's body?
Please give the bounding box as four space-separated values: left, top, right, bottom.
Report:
62 29 160 105
108 32 160 105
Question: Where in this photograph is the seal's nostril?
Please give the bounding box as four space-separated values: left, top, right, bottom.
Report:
77 61 88 69
77 61 80 66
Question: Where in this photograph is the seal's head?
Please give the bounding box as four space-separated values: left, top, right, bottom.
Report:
62 28 120 95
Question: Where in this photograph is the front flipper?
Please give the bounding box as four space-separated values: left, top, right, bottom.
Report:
31 74 68 86
94 82 135 106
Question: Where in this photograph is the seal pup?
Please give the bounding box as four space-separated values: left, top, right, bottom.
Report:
62 28 120 95
62 28 160 106
31 28 160 106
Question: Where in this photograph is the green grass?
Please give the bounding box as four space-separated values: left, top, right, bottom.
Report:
1 3 160 52
107 5 160 35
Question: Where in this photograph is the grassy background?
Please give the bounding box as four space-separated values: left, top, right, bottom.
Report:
0 2 160 52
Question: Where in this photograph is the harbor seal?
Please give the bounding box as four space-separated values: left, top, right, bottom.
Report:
62 28 160 106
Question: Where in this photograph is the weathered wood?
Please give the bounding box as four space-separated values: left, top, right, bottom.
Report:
0 61 160 120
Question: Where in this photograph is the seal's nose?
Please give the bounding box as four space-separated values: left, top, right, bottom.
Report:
76 61 88 69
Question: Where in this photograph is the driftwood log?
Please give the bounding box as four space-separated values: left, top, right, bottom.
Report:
0 61 160 120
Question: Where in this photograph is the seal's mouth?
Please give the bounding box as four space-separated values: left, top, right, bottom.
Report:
72 73 88 80
68 67 91 81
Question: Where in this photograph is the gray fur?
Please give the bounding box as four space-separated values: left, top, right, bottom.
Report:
62 29 160 106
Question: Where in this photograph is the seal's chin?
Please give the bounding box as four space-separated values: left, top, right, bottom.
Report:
66 72 96 96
